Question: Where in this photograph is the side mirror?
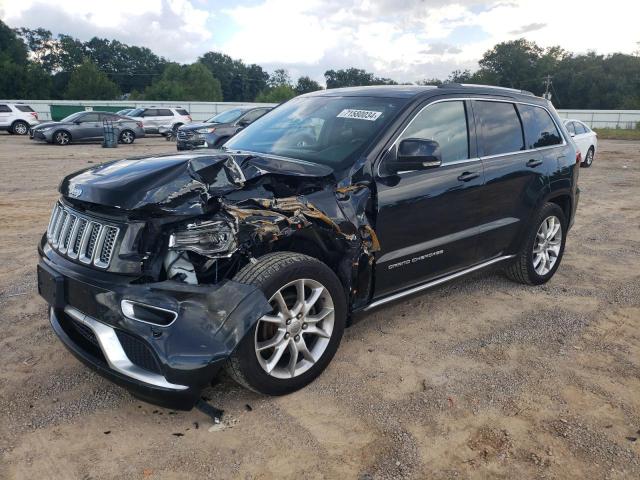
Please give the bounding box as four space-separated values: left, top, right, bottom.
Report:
387 138 442 173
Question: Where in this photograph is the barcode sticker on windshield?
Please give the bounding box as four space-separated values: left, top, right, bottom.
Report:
337 109 383 121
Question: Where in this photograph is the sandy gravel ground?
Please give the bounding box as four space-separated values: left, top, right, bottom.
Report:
0 134 638 480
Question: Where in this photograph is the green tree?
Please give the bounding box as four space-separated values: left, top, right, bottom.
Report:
295 76 322 94
199 51 269 101
142 62 222 101
65 60 121 99
255 85 297 103
324 68 397 88
268 68 292 87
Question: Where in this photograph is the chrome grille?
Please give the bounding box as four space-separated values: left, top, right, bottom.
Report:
177 130 195 141
46 203 120 269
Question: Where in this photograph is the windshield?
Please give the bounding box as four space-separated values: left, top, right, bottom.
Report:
206 109 246 124
224 96 406 169
60 112 85 122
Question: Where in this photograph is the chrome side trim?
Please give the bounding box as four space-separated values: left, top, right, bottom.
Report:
62 306 188 391
363 255 515 311
120 300 178 327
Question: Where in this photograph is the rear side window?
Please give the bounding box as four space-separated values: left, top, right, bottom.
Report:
399 100 469 164
0 105 11 112
15 105 35 112
176 109 189 116
143 109 157 117
566 122 576 135
518 104 562 148
574 122 587 134
474 101 524 156
157 109 173 116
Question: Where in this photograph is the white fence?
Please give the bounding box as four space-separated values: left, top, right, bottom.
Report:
3 100 640 129
557 109 640 129
0 99 276 122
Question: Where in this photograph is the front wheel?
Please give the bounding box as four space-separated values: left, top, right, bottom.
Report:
506 203 567 285
53 130 71 145
226 252 346 395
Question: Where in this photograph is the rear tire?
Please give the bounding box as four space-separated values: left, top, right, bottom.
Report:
581 147 594 168
11 120 29 135
506 203 567 285
119 130 135 144
226 252 346 395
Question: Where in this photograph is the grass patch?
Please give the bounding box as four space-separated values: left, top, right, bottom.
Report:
593 128 640 140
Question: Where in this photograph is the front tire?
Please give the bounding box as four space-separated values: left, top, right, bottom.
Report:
12 121 29 135
53 130 71 145
226 252 346 395
506 203 567 285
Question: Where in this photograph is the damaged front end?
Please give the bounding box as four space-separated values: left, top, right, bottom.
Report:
39 151 378 408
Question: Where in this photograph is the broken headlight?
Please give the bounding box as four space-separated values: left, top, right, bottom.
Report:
168 220 236 257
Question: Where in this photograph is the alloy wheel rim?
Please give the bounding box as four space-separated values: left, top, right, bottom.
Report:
57 132 69 144
586 150 593 165
15 123 27 134
122 132 133 143
254 278 335 379
532 215 562 276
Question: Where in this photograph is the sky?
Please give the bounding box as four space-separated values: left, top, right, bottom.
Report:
1 0 638 84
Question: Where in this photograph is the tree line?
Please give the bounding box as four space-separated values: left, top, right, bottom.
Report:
1 20 639 109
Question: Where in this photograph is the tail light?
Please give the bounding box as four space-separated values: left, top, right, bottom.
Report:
576 151 582 165
30 112 38 120
188 115 192 121
137 122 143 128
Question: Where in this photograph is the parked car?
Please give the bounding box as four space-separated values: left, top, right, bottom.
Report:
0 103 39 135
127 107 192 134
117 109 135 116
176 107 272 150
563 119 597 167
30 111 145 145
38 84 579 409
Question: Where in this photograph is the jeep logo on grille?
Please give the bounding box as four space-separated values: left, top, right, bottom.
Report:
69 185 82 198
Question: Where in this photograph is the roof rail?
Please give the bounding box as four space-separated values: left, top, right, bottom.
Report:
438 82 534 96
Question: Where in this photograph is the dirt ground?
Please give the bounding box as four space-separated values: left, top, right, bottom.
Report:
0 134 638 480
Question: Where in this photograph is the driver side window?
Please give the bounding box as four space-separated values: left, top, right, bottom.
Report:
399 101 469 164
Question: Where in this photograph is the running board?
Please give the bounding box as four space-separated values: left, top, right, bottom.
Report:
363 255 515 311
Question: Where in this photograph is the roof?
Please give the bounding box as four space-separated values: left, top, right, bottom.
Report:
306 83 540 101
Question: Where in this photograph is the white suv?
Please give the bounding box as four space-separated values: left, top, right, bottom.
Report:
126 107 192 134
0 103 40 135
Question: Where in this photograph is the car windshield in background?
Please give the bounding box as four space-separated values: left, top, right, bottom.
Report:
60 112 85 122
206 109 246 124
128 108 144 117
223 96 407 170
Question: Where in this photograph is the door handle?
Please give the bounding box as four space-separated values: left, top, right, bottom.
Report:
457 171 479 182
526 159 543 168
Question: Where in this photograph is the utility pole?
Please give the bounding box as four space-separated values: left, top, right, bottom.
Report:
543 75 553 101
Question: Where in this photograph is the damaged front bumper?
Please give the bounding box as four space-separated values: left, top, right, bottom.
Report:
38 238 270 409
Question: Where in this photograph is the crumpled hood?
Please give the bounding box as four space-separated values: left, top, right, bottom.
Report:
180 122 220 131
59 152 333 215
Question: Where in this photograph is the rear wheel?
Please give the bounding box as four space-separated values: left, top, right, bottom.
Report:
506 203 566 285
226 252 346 395
53 130 71 145
581 147 594 168
119 130 135 144
12 121 29 135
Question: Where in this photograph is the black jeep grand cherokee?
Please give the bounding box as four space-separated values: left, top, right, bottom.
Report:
38 84 580 409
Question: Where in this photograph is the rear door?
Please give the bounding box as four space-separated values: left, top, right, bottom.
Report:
471 100 561 260
374 98 486 297
0 104 11 127
572 122 591 155
155 108 174 128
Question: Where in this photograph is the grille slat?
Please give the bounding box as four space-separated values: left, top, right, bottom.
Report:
46 203 120 269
